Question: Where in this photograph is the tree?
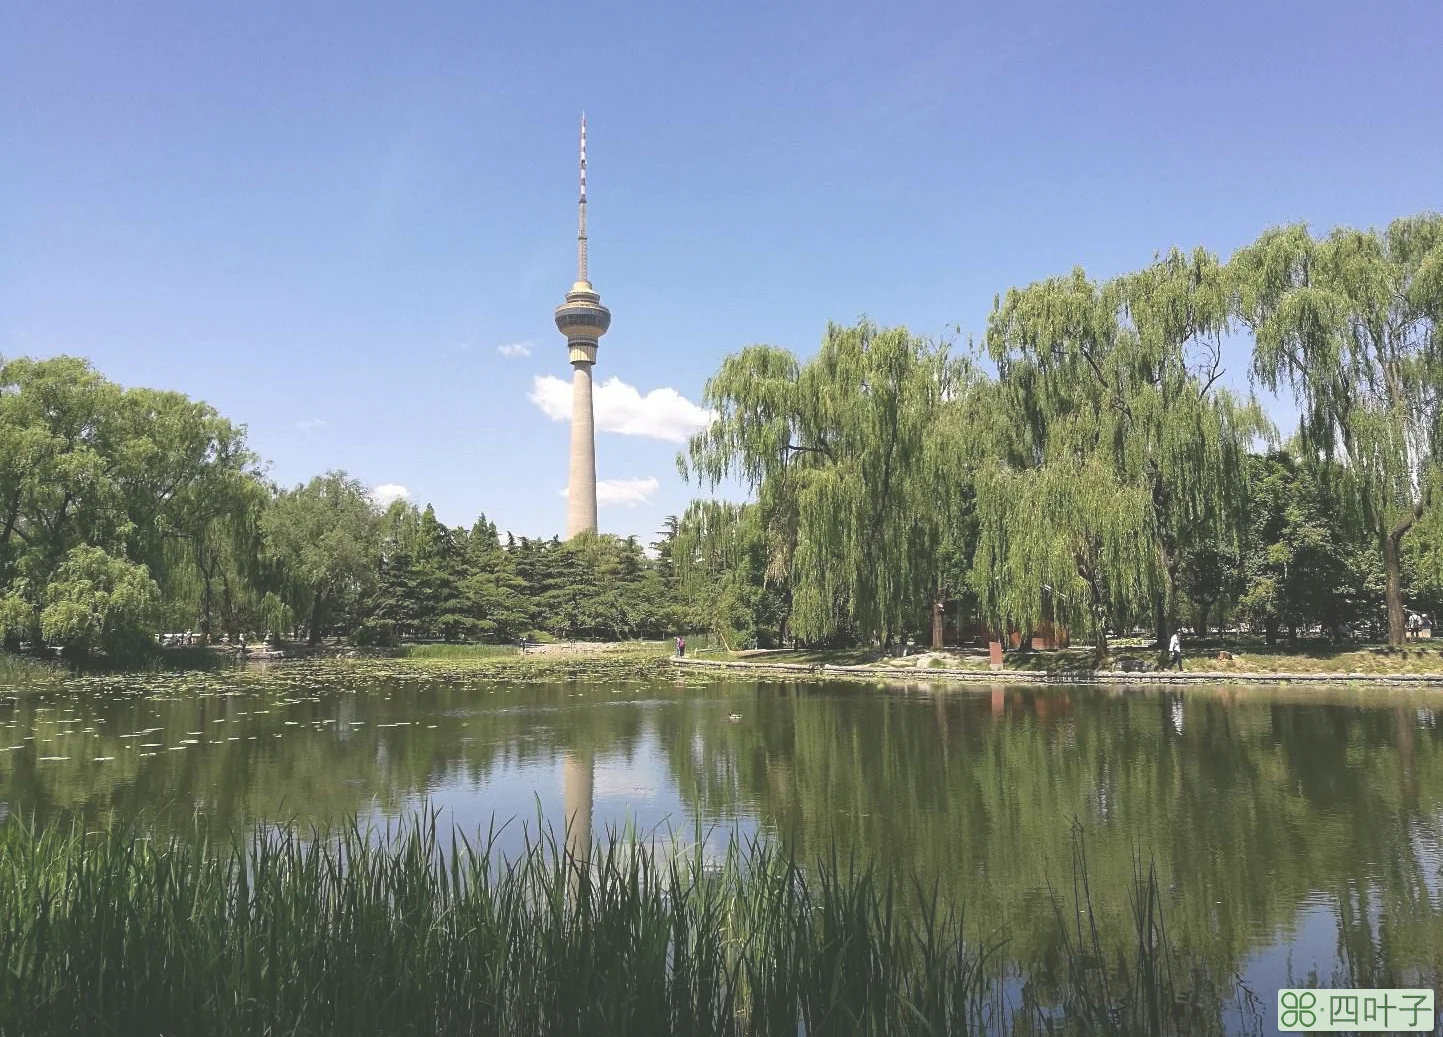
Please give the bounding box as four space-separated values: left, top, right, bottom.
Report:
0 355 260 653
980 252 1267 651
683 319 967 646
926 382 982 647
460 515 529 641
177 474 274 641
1235 450 1376 642
263 472 380 644
671 500 773 649
971 454 1157 656
1402 501 1443 629
406 505 473 641
1175 541 1241 639
1233 213 1443 646
36 545 159 657
0 356 128 645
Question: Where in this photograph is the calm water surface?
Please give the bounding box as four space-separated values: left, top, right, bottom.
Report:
3 665 1442 1029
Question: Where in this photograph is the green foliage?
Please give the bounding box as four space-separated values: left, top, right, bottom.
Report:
0 355 269 661
367 503 491 643
361 508 677 646
263 472 381 644
0 351 698 659
684 319 971 645
37 545 159 655
1175 542 1242 637
1233 213 1443 644
671 500 777 649
971 455 1157 651
1235 450 1378 641
0 650 59 684
0 591 30 645
673 219 1438 652
978 253 1269 649
505 530 672 640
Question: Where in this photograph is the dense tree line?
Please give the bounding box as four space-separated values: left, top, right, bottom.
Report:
683 213 1443 651
0 359 701 657
3 212 1439 660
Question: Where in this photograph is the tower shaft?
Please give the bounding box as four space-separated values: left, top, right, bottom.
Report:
566 363 597 538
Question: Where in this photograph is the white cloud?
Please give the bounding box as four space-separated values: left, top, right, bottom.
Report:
371 483 411 507
497 342 532 358
529 375 714 443
558 477 660 509
296 418 326 432
599 477 660 508
531 378 572 421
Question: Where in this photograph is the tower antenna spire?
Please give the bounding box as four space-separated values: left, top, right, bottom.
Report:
577 113 588 283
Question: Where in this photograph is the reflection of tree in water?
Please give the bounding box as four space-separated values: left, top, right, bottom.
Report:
0 676 646 837
651 681 1443 985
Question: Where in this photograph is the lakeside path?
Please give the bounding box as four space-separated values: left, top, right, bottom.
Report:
670 656 1443 686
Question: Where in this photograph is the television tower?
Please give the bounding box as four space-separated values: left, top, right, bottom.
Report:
554 114 611 538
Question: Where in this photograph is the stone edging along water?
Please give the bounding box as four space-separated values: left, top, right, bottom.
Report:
670 656 1443 686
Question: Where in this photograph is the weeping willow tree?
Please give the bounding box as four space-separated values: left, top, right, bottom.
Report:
682 319 968 646
671 500 772 649
980 251 1267 649
923 390 982 647
1232 213 1443 646
971 456 1157 655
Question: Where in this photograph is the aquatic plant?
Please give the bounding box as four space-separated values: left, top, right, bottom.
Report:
0 816 1259 1036
0 651 62 686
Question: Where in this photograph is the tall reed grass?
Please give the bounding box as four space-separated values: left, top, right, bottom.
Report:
0 651 60 684
0 817 1253 1036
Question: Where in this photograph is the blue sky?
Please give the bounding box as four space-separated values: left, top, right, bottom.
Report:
4 0 1440 542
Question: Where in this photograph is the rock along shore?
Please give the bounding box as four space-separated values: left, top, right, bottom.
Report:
670 656 1443 686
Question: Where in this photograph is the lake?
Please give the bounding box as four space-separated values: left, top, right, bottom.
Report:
3 663 1441 1028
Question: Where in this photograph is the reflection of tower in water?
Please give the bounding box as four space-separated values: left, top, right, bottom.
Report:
336 693 356 740
562 750 594 862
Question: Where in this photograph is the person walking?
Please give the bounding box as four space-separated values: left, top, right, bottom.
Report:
1168 630 1184 671
675 636 682 658
679 636 686 658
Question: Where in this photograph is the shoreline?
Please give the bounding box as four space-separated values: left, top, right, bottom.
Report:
671 656 1443 686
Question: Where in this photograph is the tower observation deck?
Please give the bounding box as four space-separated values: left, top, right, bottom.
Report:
555 114 610 538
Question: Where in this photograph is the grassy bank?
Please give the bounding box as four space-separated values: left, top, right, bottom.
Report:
399 642 524 661
368 640 678 685
0 817 1255 1037
5 640 673 683
736 638 1443 677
